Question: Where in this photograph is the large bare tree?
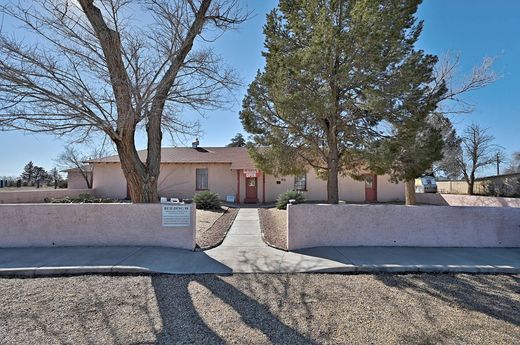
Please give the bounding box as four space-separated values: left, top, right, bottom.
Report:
0 0 246 202
457 123 500 195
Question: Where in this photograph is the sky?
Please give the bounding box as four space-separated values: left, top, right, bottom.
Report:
0 0 519 177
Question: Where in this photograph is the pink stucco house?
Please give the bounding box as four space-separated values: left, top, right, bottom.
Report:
87 146 404 204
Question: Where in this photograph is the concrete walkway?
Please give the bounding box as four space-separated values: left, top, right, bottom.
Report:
0 208 519 276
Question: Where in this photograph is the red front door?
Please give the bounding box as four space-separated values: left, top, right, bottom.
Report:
364 174 377 203
245 177 258 203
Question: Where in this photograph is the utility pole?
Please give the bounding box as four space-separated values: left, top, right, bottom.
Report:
496 152 501 176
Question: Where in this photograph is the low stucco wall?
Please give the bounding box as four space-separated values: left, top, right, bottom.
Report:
417 193 520 208
287 204 520 250
0 189 94 204
0 204 195 250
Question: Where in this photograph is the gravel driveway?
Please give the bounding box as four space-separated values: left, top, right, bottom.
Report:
1 273 518 344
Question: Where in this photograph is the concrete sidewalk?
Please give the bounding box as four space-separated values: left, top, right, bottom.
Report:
0 246 519 276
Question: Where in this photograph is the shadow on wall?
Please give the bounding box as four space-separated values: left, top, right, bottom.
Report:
375 274 520 327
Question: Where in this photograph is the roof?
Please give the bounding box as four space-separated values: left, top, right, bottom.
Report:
61 165 92 173
88 147 256 170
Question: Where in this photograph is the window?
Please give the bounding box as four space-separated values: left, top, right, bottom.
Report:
294 174 307 191
196 168 208 190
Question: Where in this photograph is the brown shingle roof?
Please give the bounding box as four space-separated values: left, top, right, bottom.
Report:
88 147 257 170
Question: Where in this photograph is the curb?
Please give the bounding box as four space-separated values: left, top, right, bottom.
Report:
1 264 518 277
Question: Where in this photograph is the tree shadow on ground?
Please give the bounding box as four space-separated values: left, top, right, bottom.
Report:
151 274 317 345
375 273 520 326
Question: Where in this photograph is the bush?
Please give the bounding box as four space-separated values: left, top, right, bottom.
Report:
193 191 221 210
45 193 120 203
276 190 305 210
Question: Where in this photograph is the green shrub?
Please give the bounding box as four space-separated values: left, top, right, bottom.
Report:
193 191 221 210
276 190 305 210
46 193 120 203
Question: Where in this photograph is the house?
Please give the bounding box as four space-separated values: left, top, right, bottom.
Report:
63 166 92 189
87 145 404 203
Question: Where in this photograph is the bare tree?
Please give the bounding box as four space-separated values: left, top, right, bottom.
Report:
0 0 247 202
56 145 108 189
504 151 520 174
457 124 499 195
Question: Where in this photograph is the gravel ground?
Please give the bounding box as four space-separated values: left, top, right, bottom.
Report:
259 208 287 250
196 207 239 250
0 273 518 344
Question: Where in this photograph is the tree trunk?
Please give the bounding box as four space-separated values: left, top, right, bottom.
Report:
467 181 474 195
405 179 416 205
468 172 475 195
116 137 159 203
326 149 340 204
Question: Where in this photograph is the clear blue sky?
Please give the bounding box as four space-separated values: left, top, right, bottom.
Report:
1 0 519 177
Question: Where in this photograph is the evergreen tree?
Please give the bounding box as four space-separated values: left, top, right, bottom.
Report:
240 0 445 203
227 133 247 147
20 161 35 186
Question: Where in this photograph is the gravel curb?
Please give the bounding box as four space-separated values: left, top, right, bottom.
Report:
258 208 287 250
196 208 239 251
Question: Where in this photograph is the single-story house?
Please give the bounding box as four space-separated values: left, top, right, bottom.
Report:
62 166 92 189
86 145 404 203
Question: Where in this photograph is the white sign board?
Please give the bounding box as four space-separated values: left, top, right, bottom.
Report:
226 195 235 203
162 204 191 227
244 169 258 178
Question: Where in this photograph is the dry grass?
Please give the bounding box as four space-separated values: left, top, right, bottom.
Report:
0 273 518 344
259 208 287 250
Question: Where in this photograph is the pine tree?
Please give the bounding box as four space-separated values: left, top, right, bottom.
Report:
240 0 445 203
227 133 247 147
20 161 35 186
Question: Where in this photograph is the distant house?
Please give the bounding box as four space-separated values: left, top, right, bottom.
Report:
88 146 404 203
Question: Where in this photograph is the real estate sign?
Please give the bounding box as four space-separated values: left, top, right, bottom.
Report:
162 204 191 227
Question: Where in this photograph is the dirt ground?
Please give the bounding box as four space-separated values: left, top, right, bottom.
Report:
196 207 239 250
259 208 287 250
0 273 518 345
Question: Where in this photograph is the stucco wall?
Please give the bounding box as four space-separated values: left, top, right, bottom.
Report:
287 204 520 250
92 163 127 199
159 163 237 200
0 203 195 250
417 193 520 208
67 171 90 189
0 189 94 204
437 177 520 197
264 171 403 203
377 176 405 202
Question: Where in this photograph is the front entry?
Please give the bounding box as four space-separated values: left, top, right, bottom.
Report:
245 177 258 203
364 174 377 203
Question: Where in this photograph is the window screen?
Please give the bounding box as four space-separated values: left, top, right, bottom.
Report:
294 174 307 191
196 168 208 190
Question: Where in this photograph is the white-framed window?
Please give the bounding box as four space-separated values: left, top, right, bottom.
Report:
196 168 208 190
294 174 307 191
